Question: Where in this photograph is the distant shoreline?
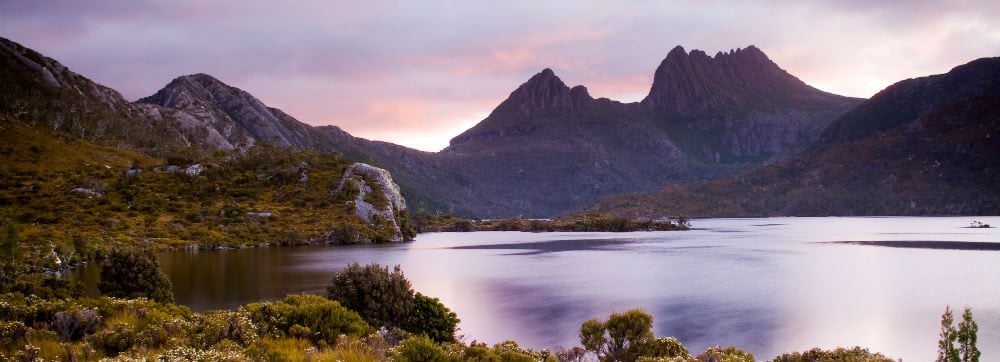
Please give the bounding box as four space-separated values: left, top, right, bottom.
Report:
827 240 1000 251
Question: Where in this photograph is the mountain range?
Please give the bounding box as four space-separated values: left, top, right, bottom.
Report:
589 57 1000 217
2 35 996 218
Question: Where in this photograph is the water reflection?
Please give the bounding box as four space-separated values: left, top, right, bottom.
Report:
70 216 1000 361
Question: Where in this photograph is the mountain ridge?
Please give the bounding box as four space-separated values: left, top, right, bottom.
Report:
586 56 1000 217
1 36 865 217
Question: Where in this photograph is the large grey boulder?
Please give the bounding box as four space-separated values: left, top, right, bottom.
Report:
332 163 411 242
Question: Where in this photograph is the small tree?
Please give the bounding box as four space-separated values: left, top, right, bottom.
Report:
404 292 460 343
0 221 23 291
957 307 980 362
581 309 660 362
937 306 960 362
326 262 414 328
98 248 174 303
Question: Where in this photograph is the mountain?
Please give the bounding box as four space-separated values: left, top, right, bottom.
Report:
441 46 861 215
1 36 863 217
138 73 324 150
587 57 1000 217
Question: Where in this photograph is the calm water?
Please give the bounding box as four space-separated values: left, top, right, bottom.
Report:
72 217 1000 360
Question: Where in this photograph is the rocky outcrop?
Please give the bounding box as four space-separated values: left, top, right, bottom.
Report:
641 45 853 113
138 74 322 150
332 163 413 242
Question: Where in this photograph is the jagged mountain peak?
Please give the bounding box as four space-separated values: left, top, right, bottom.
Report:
642 45 849 113
447 68 595 148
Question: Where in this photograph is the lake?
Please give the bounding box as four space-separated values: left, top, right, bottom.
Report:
71 216 1000 360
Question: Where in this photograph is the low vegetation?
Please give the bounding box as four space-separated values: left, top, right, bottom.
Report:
415 212 689 233
2 257 978 361
0 119 416 275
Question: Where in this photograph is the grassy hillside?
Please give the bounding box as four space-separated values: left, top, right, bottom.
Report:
0 116 408 272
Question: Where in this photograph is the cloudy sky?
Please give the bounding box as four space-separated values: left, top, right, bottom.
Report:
3 1 999 151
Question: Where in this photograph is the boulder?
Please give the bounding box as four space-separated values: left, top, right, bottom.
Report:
332 163 412 242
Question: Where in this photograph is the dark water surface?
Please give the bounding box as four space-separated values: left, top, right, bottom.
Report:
72 217 1000 360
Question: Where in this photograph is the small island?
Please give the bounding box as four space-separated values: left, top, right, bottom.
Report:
969 220 993 228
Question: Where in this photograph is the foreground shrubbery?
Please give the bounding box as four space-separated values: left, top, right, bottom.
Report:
328 262 460 343
0 261 972 361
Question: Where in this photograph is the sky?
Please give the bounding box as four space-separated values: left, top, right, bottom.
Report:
2 1 999 151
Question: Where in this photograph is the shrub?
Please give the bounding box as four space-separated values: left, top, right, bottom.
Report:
404 292 460 343
772 346 895 362
243 294 370 345
696 345 754 362
98 247 174 303
52 308 100 341
581 309 656 362
644 337 689 360
394 335 449 362
326 263 414 329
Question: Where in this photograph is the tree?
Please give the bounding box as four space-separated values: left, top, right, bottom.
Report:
580 309 660 362
937 306 960 362
0 220 22 291
404 292 460 343
326 262 414 328
98 248 174 303
957 307 980 362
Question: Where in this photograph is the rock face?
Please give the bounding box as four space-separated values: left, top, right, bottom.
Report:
333 163 412 242
138 74 322 150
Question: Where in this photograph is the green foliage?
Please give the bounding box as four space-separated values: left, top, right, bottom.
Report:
98 248 174 303
0 220 22 292
957 307 980 362
0 121 408 272
394 335 450 362
326 262 415 329
772 346 895 362
581 309 662 362
938 306 960 362
696 345 755 361
644 337 689 360
242 294 370 345
404 292 461 343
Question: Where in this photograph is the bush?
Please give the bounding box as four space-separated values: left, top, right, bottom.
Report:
243 294 369 345
326 263 414 328
581 309 656 362
98 248 174 303
696 345 754 362
394 335 449 362
772 346 895 362
404 292 460 343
